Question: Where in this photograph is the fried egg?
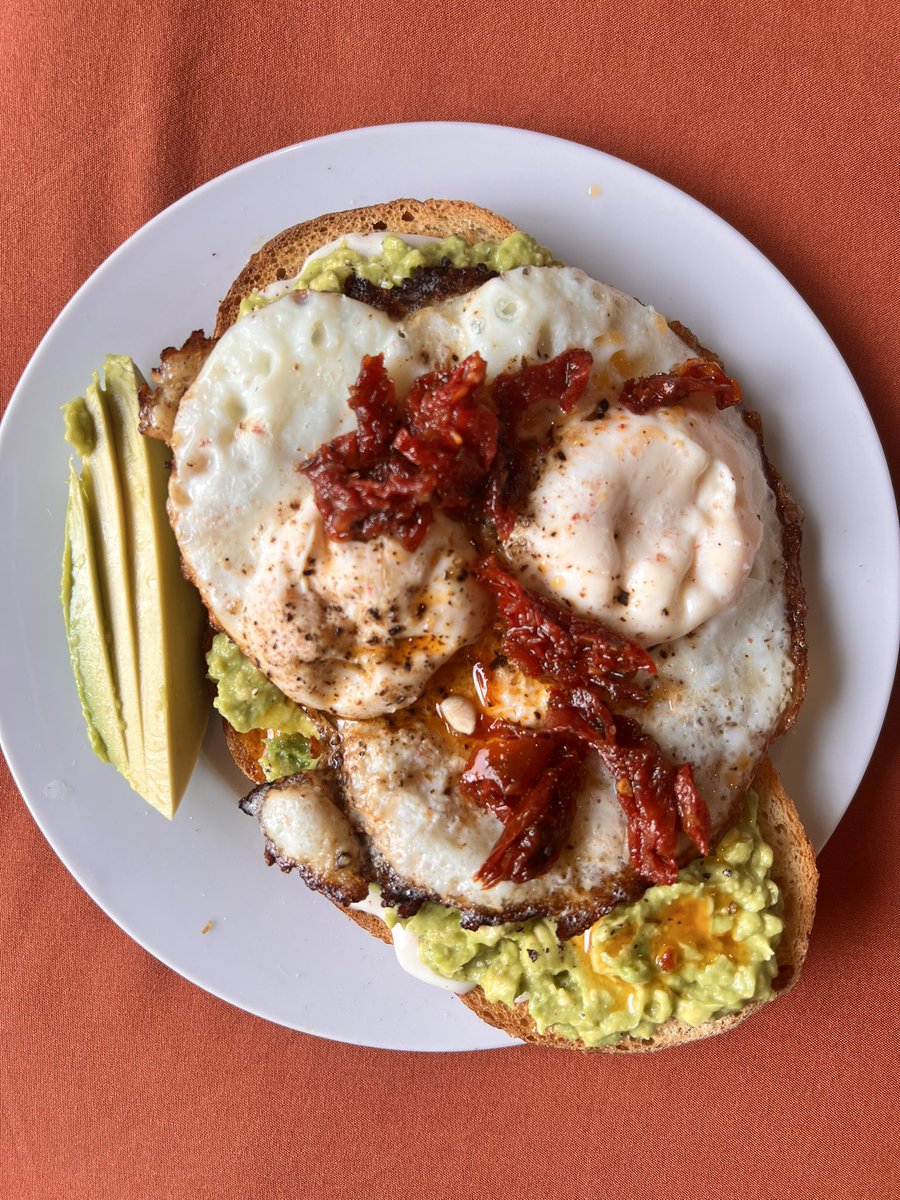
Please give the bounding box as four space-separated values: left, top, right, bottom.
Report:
168 290 489 718
330 453 793 932
172 266 766 720
179 258 800 931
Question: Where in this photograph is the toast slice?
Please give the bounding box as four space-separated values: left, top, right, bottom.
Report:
454 756 817 1051
190 201 814 1050
243 755 816 1051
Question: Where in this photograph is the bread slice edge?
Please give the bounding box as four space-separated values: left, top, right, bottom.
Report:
214 197 520 336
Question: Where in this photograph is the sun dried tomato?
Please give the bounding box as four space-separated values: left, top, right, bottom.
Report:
461 727 586 886
347 353 399 463
304 349 595 549
394 353 498 513
579 714 709 884
619 357 741 414
475 555 655 708
301 441 435 550
473 559 710 886
486 349 593 538
544 688 615 743
673 762 710 859
492 348 594 418
301 353 496 550
301 371 435 548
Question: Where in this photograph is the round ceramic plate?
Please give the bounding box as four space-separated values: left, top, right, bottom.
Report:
1 123 897 1052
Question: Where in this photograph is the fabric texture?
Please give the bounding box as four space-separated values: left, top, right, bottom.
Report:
2 2 898 1196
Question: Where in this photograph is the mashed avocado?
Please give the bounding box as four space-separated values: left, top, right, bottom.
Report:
207 634 317 778
259 733 317 781
207 633 317 737
300 231 555 292
238 231 556 318
385 798 782 1047
63 394 95 457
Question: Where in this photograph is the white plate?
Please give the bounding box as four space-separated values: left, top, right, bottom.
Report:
1 123 897 1052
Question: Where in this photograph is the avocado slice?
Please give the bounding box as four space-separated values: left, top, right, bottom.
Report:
62 357 209 818
62 464 128 770
102 356 208 817
70 378 147 787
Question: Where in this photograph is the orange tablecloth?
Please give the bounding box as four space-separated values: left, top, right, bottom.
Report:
3 4 898 1197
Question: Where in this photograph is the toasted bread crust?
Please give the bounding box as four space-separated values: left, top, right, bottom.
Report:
343 904 393 946
214 198 519 336
224 721 266 784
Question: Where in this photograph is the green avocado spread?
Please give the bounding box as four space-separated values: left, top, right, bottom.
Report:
258 733 317 781
238 231 556 318
206 633 317 778
206 633 316 735
384 797 782 1047
63 394 95 457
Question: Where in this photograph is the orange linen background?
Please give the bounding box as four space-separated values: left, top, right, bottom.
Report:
2 3 899 1198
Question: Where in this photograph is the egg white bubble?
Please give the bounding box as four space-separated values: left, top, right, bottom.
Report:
505 403 769 644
